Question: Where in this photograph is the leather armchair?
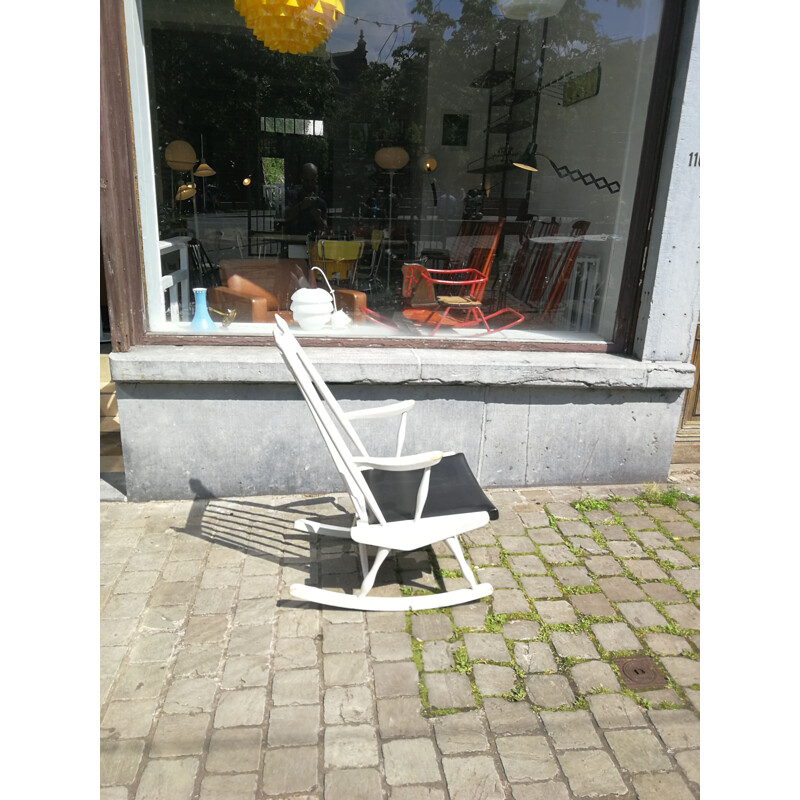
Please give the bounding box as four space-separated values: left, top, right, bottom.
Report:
207 258 367 324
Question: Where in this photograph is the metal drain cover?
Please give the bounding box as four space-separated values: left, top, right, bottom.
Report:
614 656 666 690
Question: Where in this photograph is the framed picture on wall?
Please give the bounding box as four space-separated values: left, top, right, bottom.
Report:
442 114 469 147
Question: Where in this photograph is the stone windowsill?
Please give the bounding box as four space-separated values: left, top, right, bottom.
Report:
110 345 695 391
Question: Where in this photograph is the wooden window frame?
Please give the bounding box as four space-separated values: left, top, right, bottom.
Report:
101 0 687 355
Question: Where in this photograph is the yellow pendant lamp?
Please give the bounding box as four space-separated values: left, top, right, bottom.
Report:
175 183 197 201
194 160 216 177
234 0 345 55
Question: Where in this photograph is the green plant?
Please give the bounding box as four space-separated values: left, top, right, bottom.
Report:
453 646 472 674
639 484 699 508
562 584 601 595
439 569 462 579
557 656 580 671
504 682 527 702
573 497 610 512
423 706 462 718
485 613 506 633
409 639 429 707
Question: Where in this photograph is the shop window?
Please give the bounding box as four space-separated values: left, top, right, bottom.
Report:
127 0 670 347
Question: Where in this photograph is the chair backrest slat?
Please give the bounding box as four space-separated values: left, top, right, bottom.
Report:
448 217 505 269
274 316 387 525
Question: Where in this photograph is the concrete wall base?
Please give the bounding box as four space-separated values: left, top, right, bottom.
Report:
111 345 694 502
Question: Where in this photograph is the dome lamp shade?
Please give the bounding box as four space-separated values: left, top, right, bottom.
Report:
374 147 409 171
165 140 198 171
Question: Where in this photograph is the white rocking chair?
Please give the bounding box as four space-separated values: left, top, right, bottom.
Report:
273 315 496 611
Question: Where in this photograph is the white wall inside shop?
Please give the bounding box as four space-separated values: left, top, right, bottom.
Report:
419 6 662 340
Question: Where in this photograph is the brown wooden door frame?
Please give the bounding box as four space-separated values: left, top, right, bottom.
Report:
612 0 690 353
100 0 146 353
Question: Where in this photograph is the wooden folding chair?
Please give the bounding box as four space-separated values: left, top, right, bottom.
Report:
504 218 561 303
273 315 497 610
536 221 591 315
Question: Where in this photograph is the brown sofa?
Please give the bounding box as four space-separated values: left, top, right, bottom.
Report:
207 258 367 324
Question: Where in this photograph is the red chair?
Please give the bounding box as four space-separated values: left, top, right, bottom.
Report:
401 263 524 336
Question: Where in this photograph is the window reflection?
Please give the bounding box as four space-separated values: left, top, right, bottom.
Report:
141 0 665 342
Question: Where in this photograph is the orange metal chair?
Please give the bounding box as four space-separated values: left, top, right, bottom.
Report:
401 263 524 336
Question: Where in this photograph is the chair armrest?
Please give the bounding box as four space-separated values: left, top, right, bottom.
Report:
344 400 415 421
345 399 415 458
425 268 488 286
333 288 367 323
352 451 443 472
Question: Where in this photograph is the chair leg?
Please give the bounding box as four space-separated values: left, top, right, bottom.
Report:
476 307 526 334
444 536 480 590
358 546 392 597
448 306 525 336
431 306 454 335
357 543 369 578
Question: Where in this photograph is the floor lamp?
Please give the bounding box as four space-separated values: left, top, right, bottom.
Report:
166 139 200 236
193 134 216 213
374 146 409 291
420 155 438 249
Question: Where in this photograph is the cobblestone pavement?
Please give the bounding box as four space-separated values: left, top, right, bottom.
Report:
100 477 699 799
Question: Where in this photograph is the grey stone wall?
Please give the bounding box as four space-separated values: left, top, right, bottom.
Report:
112 347 693 501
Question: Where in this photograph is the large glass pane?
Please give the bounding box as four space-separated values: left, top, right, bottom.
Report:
137 0 666 343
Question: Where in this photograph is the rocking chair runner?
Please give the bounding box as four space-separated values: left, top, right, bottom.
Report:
273 315 497 610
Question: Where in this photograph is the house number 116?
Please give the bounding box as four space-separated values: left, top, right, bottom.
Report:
688 151 700 167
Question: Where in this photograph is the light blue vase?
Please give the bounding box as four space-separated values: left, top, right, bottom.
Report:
190 288 216 332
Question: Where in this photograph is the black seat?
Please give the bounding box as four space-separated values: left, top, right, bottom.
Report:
364 452 499 524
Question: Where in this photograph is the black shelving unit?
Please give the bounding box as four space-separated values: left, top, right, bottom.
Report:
467 28 530 199
467 21 573 204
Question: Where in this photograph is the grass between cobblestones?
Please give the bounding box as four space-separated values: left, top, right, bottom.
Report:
406 486 700 717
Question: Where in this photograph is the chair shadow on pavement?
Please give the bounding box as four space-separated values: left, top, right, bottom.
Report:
170 478 441 603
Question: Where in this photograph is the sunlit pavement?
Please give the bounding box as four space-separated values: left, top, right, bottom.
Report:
100 468 699 800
